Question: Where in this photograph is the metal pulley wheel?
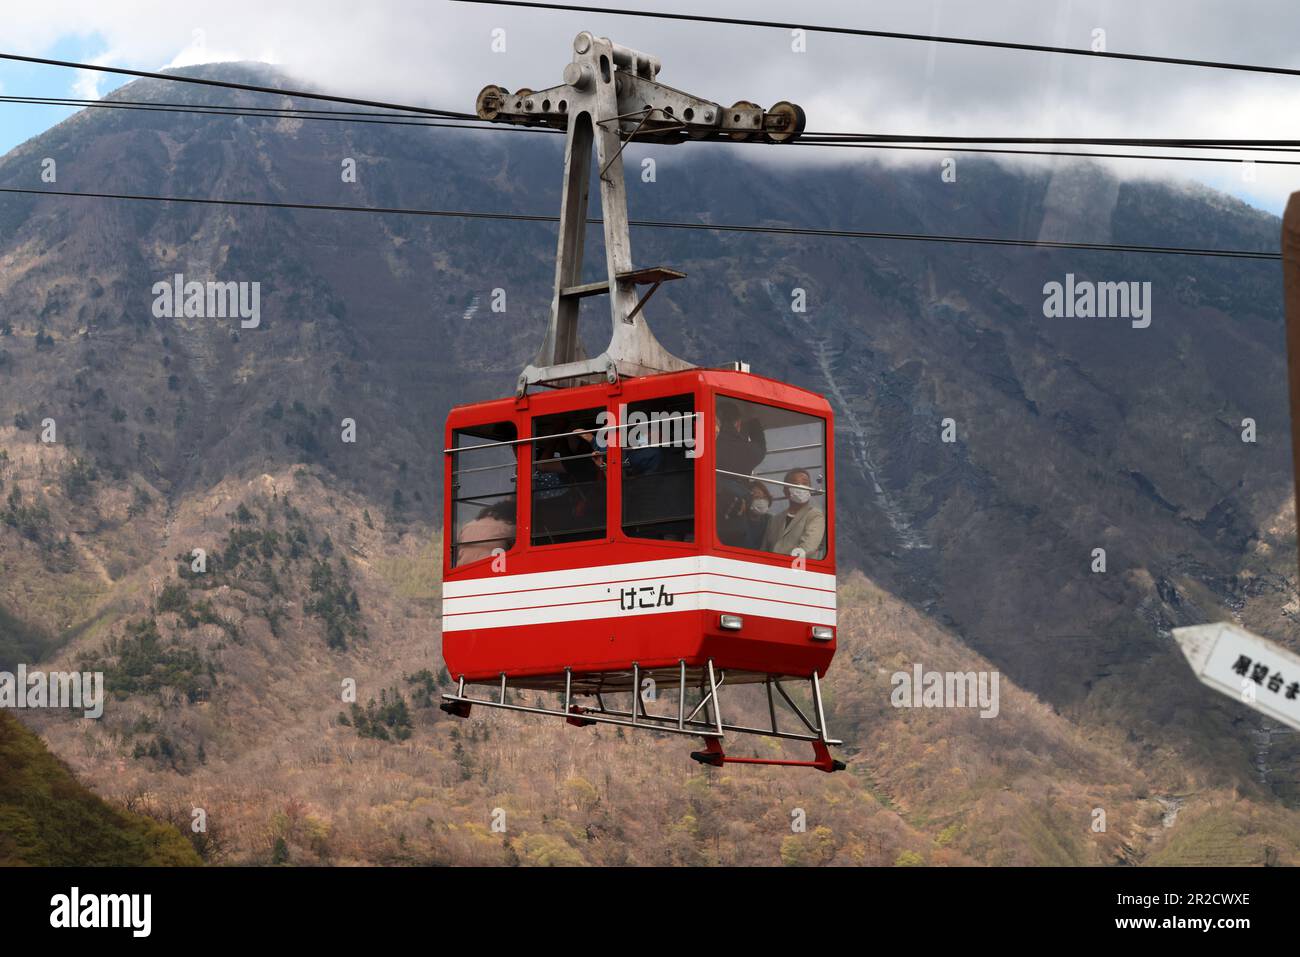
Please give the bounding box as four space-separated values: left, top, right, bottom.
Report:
512 88 535 113
764 101 806 143
475 85 509 121
727 100 763 141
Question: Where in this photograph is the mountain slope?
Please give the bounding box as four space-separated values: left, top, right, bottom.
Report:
20 469 1299 865
0 710 200 865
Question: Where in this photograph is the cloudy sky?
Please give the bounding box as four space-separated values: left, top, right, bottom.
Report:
1 0 1298 212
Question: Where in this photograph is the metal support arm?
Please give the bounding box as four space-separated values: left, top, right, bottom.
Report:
474 32 805 394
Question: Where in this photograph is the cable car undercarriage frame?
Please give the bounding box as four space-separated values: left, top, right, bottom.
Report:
441 663 845 772
440 32 842 773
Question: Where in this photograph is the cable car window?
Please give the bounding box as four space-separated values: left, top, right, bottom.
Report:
715 397 827 560
531 407 608 545
451 422 518 568
621 394 695 542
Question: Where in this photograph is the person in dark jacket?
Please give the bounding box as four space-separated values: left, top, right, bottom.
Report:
715 402 767 546
715 401 767 475
533 428 606 542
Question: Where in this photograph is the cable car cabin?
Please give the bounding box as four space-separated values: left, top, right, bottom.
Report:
440 369 844 771
441 31 841 769
443 368 834 683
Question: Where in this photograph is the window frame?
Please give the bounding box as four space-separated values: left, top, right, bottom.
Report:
618 392 699 544
447 421 521 571
527 405 612 550
708 389 833 566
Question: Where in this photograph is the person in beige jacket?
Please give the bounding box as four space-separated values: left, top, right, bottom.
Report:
456 499 516 566
761 469 826 559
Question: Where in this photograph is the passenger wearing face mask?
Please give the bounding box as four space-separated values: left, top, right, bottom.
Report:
762 468 826 559
742 481 773 550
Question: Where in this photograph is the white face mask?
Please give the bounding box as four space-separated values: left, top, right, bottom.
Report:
751 499 770 515
788 487 812 505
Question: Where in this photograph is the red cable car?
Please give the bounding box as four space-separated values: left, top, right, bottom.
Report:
439 32 842 771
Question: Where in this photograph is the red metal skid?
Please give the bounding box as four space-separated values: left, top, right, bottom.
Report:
690 738 844 773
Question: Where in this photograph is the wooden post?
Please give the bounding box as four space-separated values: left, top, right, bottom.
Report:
1284 194 1300 580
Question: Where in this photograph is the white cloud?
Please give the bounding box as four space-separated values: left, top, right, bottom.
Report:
70 53 120 101
4 0 1299 210
70 70 100 100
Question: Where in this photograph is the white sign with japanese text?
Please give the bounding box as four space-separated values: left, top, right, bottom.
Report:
1173 622 1300 730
